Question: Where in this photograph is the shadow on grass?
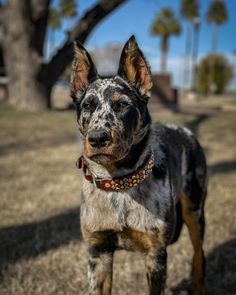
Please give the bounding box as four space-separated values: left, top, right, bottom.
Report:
0 207 81 274
185 114 209 136
0 133 78 156
172 238 236 295
184 115 236 177
209 160 236 176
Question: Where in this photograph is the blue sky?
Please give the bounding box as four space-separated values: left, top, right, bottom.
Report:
52 0 236 89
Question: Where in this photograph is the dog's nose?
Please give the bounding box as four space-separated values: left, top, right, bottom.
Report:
88 130 111 148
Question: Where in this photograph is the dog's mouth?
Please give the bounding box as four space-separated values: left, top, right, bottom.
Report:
90 153 115 160
88 153 117 165
84 135 131 165
85 146 130 164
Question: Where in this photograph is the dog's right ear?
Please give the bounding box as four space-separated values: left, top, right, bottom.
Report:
70 41 98 101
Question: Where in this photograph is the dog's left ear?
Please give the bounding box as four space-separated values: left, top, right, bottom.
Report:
118 36 152 99
70 41 98 100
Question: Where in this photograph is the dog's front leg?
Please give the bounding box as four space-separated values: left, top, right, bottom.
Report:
88 249 113 295
146 248 167 295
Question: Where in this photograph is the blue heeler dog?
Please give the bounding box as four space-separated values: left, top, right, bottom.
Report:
70 36 207 295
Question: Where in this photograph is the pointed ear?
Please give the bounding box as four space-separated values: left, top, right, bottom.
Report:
70 41 98 100
117 36 152 99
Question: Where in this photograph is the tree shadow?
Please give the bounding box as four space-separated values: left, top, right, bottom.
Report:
185 114 209 136
0 207 81 274
171 238 236 295
0 132 78 156
208 160 236 176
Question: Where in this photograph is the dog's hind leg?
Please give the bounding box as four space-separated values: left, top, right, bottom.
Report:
180 193 206 295
180 139 207 294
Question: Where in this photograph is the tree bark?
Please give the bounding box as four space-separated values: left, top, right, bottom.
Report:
3 0 49 111
30 0 51 55
3 0 127 111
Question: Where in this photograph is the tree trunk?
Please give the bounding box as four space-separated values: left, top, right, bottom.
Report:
160 36 168 73
191 22 200 90
2 0 127 111
208 24 219 94
182 22 192 90
3 0 50 111
211 24 218 54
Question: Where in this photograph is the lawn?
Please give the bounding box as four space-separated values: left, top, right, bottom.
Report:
0 101 236 294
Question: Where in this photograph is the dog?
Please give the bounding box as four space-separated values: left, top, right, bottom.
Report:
70 36 207 295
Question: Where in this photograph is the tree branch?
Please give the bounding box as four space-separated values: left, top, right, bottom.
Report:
30 0 52 55
39 0 127 89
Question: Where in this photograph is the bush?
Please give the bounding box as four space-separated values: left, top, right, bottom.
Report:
196 54 233 94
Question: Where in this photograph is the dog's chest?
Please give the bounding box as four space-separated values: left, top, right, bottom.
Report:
80 179 168 236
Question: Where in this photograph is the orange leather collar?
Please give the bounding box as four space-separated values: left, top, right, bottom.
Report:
76 152 154 191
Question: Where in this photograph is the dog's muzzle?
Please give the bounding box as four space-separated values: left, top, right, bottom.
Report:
88 129 111 148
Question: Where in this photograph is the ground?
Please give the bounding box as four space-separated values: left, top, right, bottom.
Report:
0 96 236 295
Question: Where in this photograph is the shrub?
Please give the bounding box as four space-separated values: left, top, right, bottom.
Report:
196 54 233 94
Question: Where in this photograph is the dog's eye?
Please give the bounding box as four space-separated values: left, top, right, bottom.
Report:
116 99 129 110
82 101 95 112
119 101 128 107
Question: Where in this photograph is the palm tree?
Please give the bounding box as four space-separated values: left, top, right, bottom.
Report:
180 0 199 90
206 0 228 53
206 0 228 93
151 8 181 73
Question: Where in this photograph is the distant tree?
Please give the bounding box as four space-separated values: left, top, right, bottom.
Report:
180 0 199 22
48 1 77 57
196 54 233 94
180 0 199 89
1 0 127 111
206 0 228 93
59 0 77 18
91 43 122 75
49 8 61 30
151 8 181 73
59 0 77 32
206 0 228 53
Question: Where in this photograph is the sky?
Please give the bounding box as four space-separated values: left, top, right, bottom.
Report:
52 0 236 89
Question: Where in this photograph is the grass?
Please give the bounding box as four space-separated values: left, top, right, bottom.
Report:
0 102 236 294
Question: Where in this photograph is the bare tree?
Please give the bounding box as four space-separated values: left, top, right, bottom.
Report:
1 0 126 111
91 43 122 75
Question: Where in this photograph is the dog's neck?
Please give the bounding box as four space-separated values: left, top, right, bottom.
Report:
84 130 151 179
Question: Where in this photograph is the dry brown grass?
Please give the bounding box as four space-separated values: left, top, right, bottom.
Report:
0 101 236 295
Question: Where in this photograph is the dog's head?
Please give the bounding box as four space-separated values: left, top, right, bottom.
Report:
70 36 152 166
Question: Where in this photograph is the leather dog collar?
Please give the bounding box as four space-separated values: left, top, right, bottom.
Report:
76 152 154 191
